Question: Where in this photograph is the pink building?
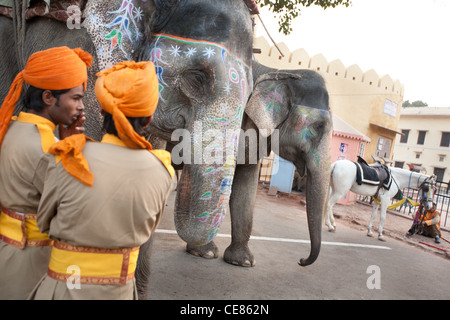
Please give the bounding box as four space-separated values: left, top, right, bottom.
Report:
331 114 371 205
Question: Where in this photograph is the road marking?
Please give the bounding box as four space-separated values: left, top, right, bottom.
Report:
155 229 392 250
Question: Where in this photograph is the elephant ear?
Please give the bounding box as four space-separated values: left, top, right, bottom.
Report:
245 72 300 137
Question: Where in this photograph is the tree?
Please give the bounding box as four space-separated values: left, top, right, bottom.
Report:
402 100 428 108
255 0 352 35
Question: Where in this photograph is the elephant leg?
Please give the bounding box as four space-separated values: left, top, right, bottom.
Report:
135 236 154 300
186 241 219 259
223 163 258 267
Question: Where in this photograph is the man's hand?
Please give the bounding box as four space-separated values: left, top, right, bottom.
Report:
59 112 86 139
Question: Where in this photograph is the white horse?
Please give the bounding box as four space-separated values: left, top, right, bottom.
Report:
325 159 437 241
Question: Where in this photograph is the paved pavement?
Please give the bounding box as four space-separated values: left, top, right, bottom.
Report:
147 184 450 302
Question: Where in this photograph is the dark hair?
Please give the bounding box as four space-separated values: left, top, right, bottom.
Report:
23 85 70 113
102 111 150 137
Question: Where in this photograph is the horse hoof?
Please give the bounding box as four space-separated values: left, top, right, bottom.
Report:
378 236 386 242
367 232 373 237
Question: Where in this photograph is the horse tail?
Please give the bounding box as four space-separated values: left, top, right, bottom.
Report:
329 161 337 190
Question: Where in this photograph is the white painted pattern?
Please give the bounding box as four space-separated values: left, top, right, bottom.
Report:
155 229 391 250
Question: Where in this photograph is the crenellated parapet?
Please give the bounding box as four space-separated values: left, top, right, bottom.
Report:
254 36 404 96
253 36 405 163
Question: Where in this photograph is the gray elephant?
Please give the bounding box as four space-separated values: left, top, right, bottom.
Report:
141 1 332 268
231 61 332 267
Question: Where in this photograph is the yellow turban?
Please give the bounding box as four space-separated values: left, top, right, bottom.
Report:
0 46 93 149
95 61 159 150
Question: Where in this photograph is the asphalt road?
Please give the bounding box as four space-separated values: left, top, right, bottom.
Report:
147 186 450 302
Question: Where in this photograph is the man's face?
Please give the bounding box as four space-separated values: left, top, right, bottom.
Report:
48 85 85 126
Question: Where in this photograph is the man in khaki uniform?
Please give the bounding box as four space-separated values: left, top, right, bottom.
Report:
29 61 174 300
0 47 92 299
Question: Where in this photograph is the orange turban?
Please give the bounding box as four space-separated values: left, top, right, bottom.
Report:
95 61 159 150
49 134 94 187
0 46 93 149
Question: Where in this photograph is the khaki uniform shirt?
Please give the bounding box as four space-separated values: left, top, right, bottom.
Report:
0 112 56 299
29 134 173 300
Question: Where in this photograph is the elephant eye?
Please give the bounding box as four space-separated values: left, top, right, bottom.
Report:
310 121 327 140
180 69 213 102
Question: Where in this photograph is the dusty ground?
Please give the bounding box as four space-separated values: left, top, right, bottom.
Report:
259 183 450 261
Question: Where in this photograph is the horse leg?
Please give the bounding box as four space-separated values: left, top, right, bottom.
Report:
377 199 389 241
367 201 379 237
325 189 341 232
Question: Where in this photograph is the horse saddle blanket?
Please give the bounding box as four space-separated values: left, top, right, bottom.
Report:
354 160 392 190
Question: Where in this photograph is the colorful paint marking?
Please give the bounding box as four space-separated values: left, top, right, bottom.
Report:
149 33 251 117
229 68 239 83
150 33 252 70
102 0 142 55
200 191 212 200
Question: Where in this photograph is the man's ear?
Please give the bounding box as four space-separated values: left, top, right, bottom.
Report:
145 115 153 127
42 90 56 107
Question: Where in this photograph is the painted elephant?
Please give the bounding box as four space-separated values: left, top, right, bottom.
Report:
141 0 254 253
141 1 332 268
172 59 333 267
234 61 332 267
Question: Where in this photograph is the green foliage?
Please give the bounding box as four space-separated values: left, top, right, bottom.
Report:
402 100 428 107
255 0 352 35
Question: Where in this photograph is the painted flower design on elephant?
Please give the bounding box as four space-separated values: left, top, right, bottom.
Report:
149 33 251 106
102 0 143 55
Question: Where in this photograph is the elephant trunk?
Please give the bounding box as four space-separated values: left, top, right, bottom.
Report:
298 133 331 266
174 120 237 246
174 162 234 246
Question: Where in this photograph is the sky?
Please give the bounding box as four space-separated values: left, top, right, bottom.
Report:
254 0 450 108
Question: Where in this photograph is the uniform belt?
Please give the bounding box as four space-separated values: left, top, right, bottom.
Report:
0 206 53 249
48 241 140 285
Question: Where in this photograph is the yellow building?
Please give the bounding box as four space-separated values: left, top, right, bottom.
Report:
392 107 450 182
253 36 404 163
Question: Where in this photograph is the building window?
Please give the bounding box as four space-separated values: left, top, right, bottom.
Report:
434 168 446 182
358 142 366 158
400 129 409 143
417 131 426 145
415 152 421 159
375 136 392 159
440 132 450 147
439 155 446 162
394 161 404 168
